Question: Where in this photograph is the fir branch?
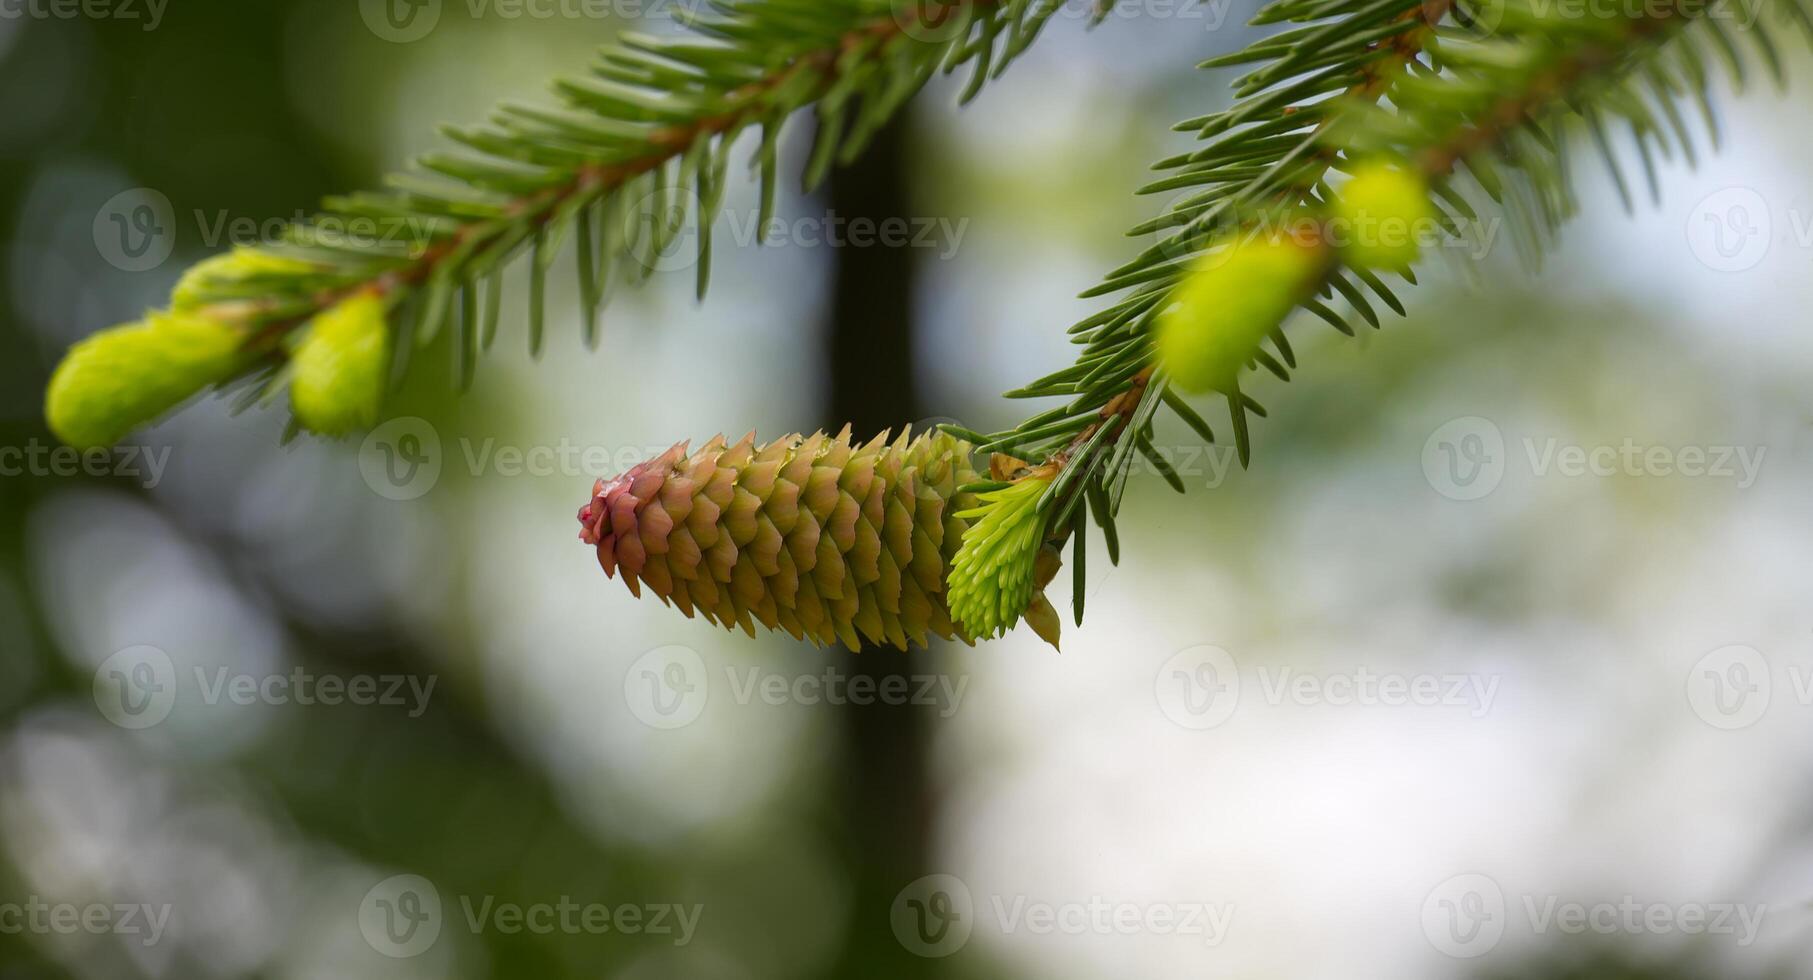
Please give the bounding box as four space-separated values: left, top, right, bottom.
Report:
973 0 1812 628
48 0 1067 446
48 0 1813 647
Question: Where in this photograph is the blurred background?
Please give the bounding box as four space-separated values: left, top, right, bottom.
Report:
2 1 1813 976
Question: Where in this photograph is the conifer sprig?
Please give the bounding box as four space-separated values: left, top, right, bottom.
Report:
48 0 1061 446
960 0 1811 631
44 0 1813 647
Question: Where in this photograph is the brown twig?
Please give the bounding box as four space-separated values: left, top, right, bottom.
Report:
239 0 998 349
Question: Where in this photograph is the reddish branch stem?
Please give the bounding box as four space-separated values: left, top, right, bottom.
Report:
242 1 996 348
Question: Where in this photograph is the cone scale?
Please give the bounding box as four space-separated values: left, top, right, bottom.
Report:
578 426 985 651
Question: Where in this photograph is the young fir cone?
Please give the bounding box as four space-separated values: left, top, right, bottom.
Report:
578 426 986 651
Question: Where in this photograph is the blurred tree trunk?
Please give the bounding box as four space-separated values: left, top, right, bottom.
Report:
823 110 941 977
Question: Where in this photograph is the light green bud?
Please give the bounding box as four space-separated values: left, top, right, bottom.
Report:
1330 161 1439 270
1158 231 1328 394
173 248 318 310
946 474 1053 639
46 312 248 449
289 291 391 436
